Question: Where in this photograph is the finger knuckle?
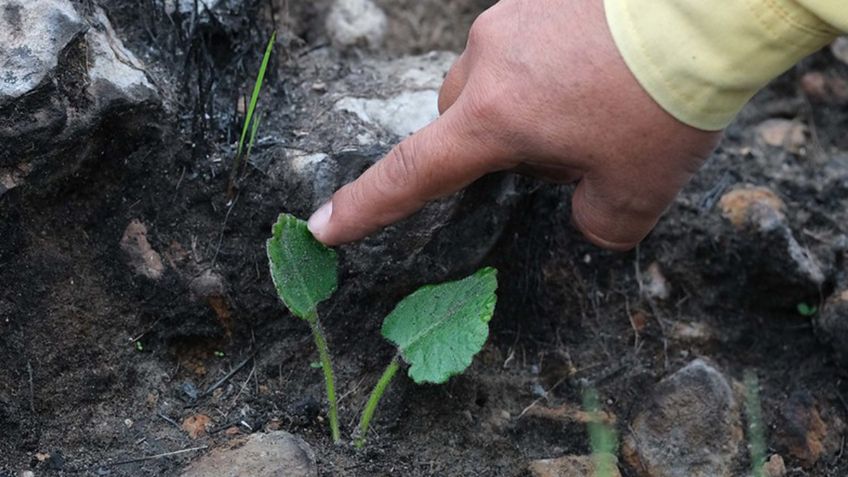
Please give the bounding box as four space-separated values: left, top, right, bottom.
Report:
381 141 419 190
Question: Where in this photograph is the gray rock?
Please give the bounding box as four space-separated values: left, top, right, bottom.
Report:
180 431 317 477
814 288 848 367
0 0 160 197
623 359 743 477
0 0 85 106
326 0 388 49
716 185 827 307
253 50 526 292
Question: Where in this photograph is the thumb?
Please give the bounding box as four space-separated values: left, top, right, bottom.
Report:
570 172 680 251
308 108 505 245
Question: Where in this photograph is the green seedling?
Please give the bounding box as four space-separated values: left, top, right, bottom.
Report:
228 31 276 197
266 213 499 448
582 387 619 477
744 370 766 477
134 341 144 352
355 267 498 448
796 302 817 317
214 351 225 358
267 213 341 443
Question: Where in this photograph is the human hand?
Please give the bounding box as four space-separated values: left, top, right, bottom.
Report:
308 0 720 250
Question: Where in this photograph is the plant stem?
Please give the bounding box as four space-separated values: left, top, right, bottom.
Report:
307 314 340 443
355 354 401 449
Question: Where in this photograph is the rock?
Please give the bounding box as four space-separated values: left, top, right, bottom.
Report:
719 186 786 229
814 288 848 366
716 185 827 308
773 391 844 467
529 455 621 477
0 1 160 198
622 359 742 477
336 90 439 137
755 119 808 153
801 71 848 104
762 454 786 477
180 431 317 477
831 37 848 65
642 262 670 300
326 0 388 49
120 220 165 280
254 50 526 294
181 414 212 439
669 321 714 344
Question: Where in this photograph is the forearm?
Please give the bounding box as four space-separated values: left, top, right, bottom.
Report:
605 0 847 131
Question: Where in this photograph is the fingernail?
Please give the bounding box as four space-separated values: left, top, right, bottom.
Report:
308 201 332 239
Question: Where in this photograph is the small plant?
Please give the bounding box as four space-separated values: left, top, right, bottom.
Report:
796 302 817 317
744 370 766 477
267 214 341 442
355 267 498 448
582 387 619 477
266 213 498 447
228 31 276 198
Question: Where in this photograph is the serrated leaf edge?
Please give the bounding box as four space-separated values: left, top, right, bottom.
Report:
383 267 498 384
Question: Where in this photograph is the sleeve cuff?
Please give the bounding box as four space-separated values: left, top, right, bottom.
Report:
604 0 839 131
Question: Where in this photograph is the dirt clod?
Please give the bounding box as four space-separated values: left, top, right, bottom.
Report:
529 454 621 477
181 415 212 440
120 219 165 280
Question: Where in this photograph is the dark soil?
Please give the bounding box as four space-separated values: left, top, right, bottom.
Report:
2 1 847 476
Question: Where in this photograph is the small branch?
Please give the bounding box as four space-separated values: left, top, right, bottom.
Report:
308 314 340 443
355 355 401 449
201 354 253 398
103 445 207 467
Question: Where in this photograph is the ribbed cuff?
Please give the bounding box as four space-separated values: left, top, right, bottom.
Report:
605 0 839 131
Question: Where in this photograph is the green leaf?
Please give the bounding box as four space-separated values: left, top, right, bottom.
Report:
381 267 498 384
266 213 337 320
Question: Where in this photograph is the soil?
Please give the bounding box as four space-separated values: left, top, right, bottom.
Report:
2 1 847 476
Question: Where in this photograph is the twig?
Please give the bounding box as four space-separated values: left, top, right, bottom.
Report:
103 445 207 467
202 355 253 398
27 360 34 413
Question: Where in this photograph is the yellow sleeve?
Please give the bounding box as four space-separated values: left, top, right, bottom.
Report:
604 0 846 131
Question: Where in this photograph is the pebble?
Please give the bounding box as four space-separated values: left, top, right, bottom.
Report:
529 454 621 477
622 359 742 477
179 431 317 477
762 454 786 477
755 119 808 154
120 219 165 280
325 0 387 49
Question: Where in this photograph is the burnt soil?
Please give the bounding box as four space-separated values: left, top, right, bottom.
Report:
2 1 848 476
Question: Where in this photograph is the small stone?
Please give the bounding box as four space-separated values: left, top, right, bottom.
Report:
717 185 826 307
124 418 134 428
120 219 165 280
180 431 317 477
814 288 848 367
623 359 742 477
20 471 35 477
801 71 848 104
643 262 670 300
774 391 844 467
669 321 714 344
755 119 808 153
529 455 621 477
325 0 387 49
181 414 212 439
719 186 786 230
831 37 848 65
762 454 786 477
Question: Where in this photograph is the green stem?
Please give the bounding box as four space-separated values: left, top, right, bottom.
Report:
307 314 340 443
355 355 401 449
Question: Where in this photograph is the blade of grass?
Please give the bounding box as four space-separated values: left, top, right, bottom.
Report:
245 111 263 160
744 370 766 477
238 31 276 158
229 31 276 196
